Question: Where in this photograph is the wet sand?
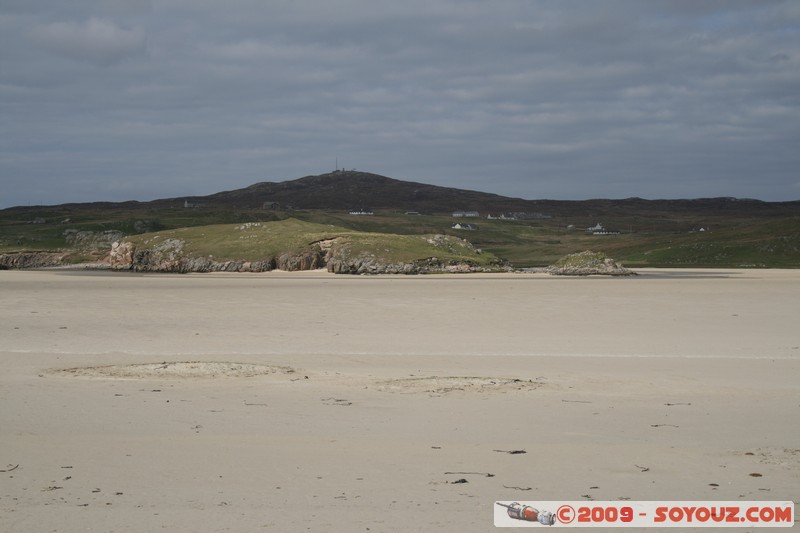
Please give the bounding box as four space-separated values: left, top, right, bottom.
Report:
1 269 798 531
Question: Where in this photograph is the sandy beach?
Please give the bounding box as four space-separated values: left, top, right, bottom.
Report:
1 269 798 531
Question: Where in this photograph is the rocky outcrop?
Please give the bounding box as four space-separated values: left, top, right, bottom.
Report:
546 250 635 276
127 238 185 272
324 234 504 275
109 241 136 269
63 229 125 249
109 236 496 275
276 250 326 271
0 231 128 270
110 238 327 273
0 252 69 269
327 254 496 275
327 256 419 274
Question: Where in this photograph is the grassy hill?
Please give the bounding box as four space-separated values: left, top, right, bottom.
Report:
117 218 501 272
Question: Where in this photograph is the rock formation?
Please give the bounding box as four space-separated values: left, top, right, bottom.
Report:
109 235 500 275
109 237 328 273
0 252 69 269
545 250 635 276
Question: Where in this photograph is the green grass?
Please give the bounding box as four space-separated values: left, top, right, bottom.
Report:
128 219 336 261
2 203 798 268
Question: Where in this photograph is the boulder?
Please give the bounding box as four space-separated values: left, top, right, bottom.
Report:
110 241 136 269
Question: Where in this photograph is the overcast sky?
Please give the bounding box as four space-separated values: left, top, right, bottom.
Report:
1 1 799 208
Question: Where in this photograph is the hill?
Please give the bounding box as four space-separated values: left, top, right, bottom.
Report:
154 171 800 218
109 218 502 274
162 170 529 212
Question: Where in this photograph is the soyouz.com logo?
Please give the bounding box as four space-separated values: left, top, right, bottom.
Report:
493 501 795 528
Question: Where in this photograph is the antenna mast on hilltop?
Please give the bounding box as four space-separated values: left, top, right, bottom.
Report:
335 157 338 172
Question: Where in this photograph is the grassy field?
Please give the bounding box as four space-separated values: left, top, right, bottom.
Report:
292 209 800 268
2 203 799 268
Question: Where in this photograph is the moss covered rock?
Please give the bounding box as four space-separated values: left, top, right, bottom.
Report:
546 250 635 276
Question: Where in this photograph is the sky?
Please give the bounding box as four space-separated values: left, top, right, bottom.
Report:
1 0 799 208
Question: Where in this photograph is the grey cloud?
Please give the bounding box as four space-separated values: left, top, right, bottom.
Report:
1 0 798 207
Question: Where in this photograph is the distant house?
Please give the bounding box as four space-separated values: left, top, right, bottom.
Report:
452 223 478 231
184 200 204 208
405 211 421 216
487 213 519 220
587 222 619 235
453 210 480 218
262 201 280 209
587 222 604 232
349 208 374 216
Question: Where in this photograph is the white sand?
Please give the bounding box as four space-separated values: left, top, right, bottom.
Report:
1 269 798 531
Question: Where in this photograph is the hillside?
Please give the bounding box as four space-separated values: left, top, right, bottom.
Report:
1 171 799 269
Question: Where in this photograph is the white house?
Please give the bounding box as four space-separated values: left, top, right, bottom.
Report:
452 223 478 230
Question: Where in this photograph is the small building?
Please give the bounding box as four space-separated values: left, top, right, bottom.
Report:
262 201 280 209
184 200 204 208
587 222 619 235
487 213 519 220
453 210 480 218
587 222 604 232
452 223 478 231
349 208 374 216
